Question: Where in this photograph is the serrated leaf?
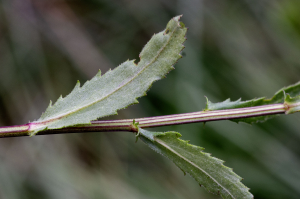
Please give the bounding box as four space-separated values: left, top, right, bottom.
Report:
205 81 300 124
30 16 187 135
138 128 253 199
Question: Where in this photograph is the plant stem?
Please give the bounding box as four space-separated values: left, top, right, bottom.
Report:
0 103 286 138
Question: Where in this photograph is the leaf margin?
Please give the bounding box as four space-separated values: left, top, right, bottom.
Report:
204 81 300 124
138 127 253 199
29 15 187 136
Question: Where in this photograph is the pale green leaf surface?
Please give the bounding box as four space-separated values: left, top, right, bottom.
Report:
138 128 253 199
30 16 187 135
205 81 300 124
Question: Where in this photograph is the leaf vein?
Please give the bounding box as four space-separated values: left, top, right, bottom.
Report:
155 138 235 198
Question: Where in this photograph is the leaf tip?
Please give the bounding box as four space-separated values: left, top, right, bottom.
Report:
47 100 53 108
204 96 210 111
75 80 81 89
96 69 101 77
133 59 138 66
173 15 183 22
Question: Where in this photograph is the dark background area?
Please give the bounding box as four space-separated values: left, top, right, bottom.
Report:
1 0 300 198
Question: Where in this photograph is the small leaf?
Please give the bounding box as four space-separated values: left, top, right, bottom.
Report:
138 128 253 199
205 81 300 124
284 94 300 114
30 16 187 135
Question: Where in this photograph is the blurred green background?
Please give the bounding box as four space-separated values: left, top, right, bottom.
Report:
1 0 300 198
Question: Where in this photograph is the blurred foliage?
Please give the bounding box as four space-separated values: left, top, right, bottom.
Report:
1 0 300 198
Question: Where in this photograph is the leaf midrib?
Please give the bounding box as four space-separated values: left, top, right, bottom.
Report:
41 24 180 124
155 137 235 199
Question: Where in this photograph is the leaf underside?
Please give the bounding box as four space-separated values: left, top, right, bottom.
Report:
31 16 187 135
205 81 300 124
138 128 253 199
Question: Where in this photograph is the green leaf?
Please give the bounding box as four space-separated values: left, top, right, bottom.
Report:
138 128 253 199
205 81 300 124
284 94 300 114
30 16 187 135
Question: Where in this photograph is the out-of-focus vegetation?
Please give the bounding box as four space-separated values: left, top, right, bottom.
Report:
1 0 300 198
